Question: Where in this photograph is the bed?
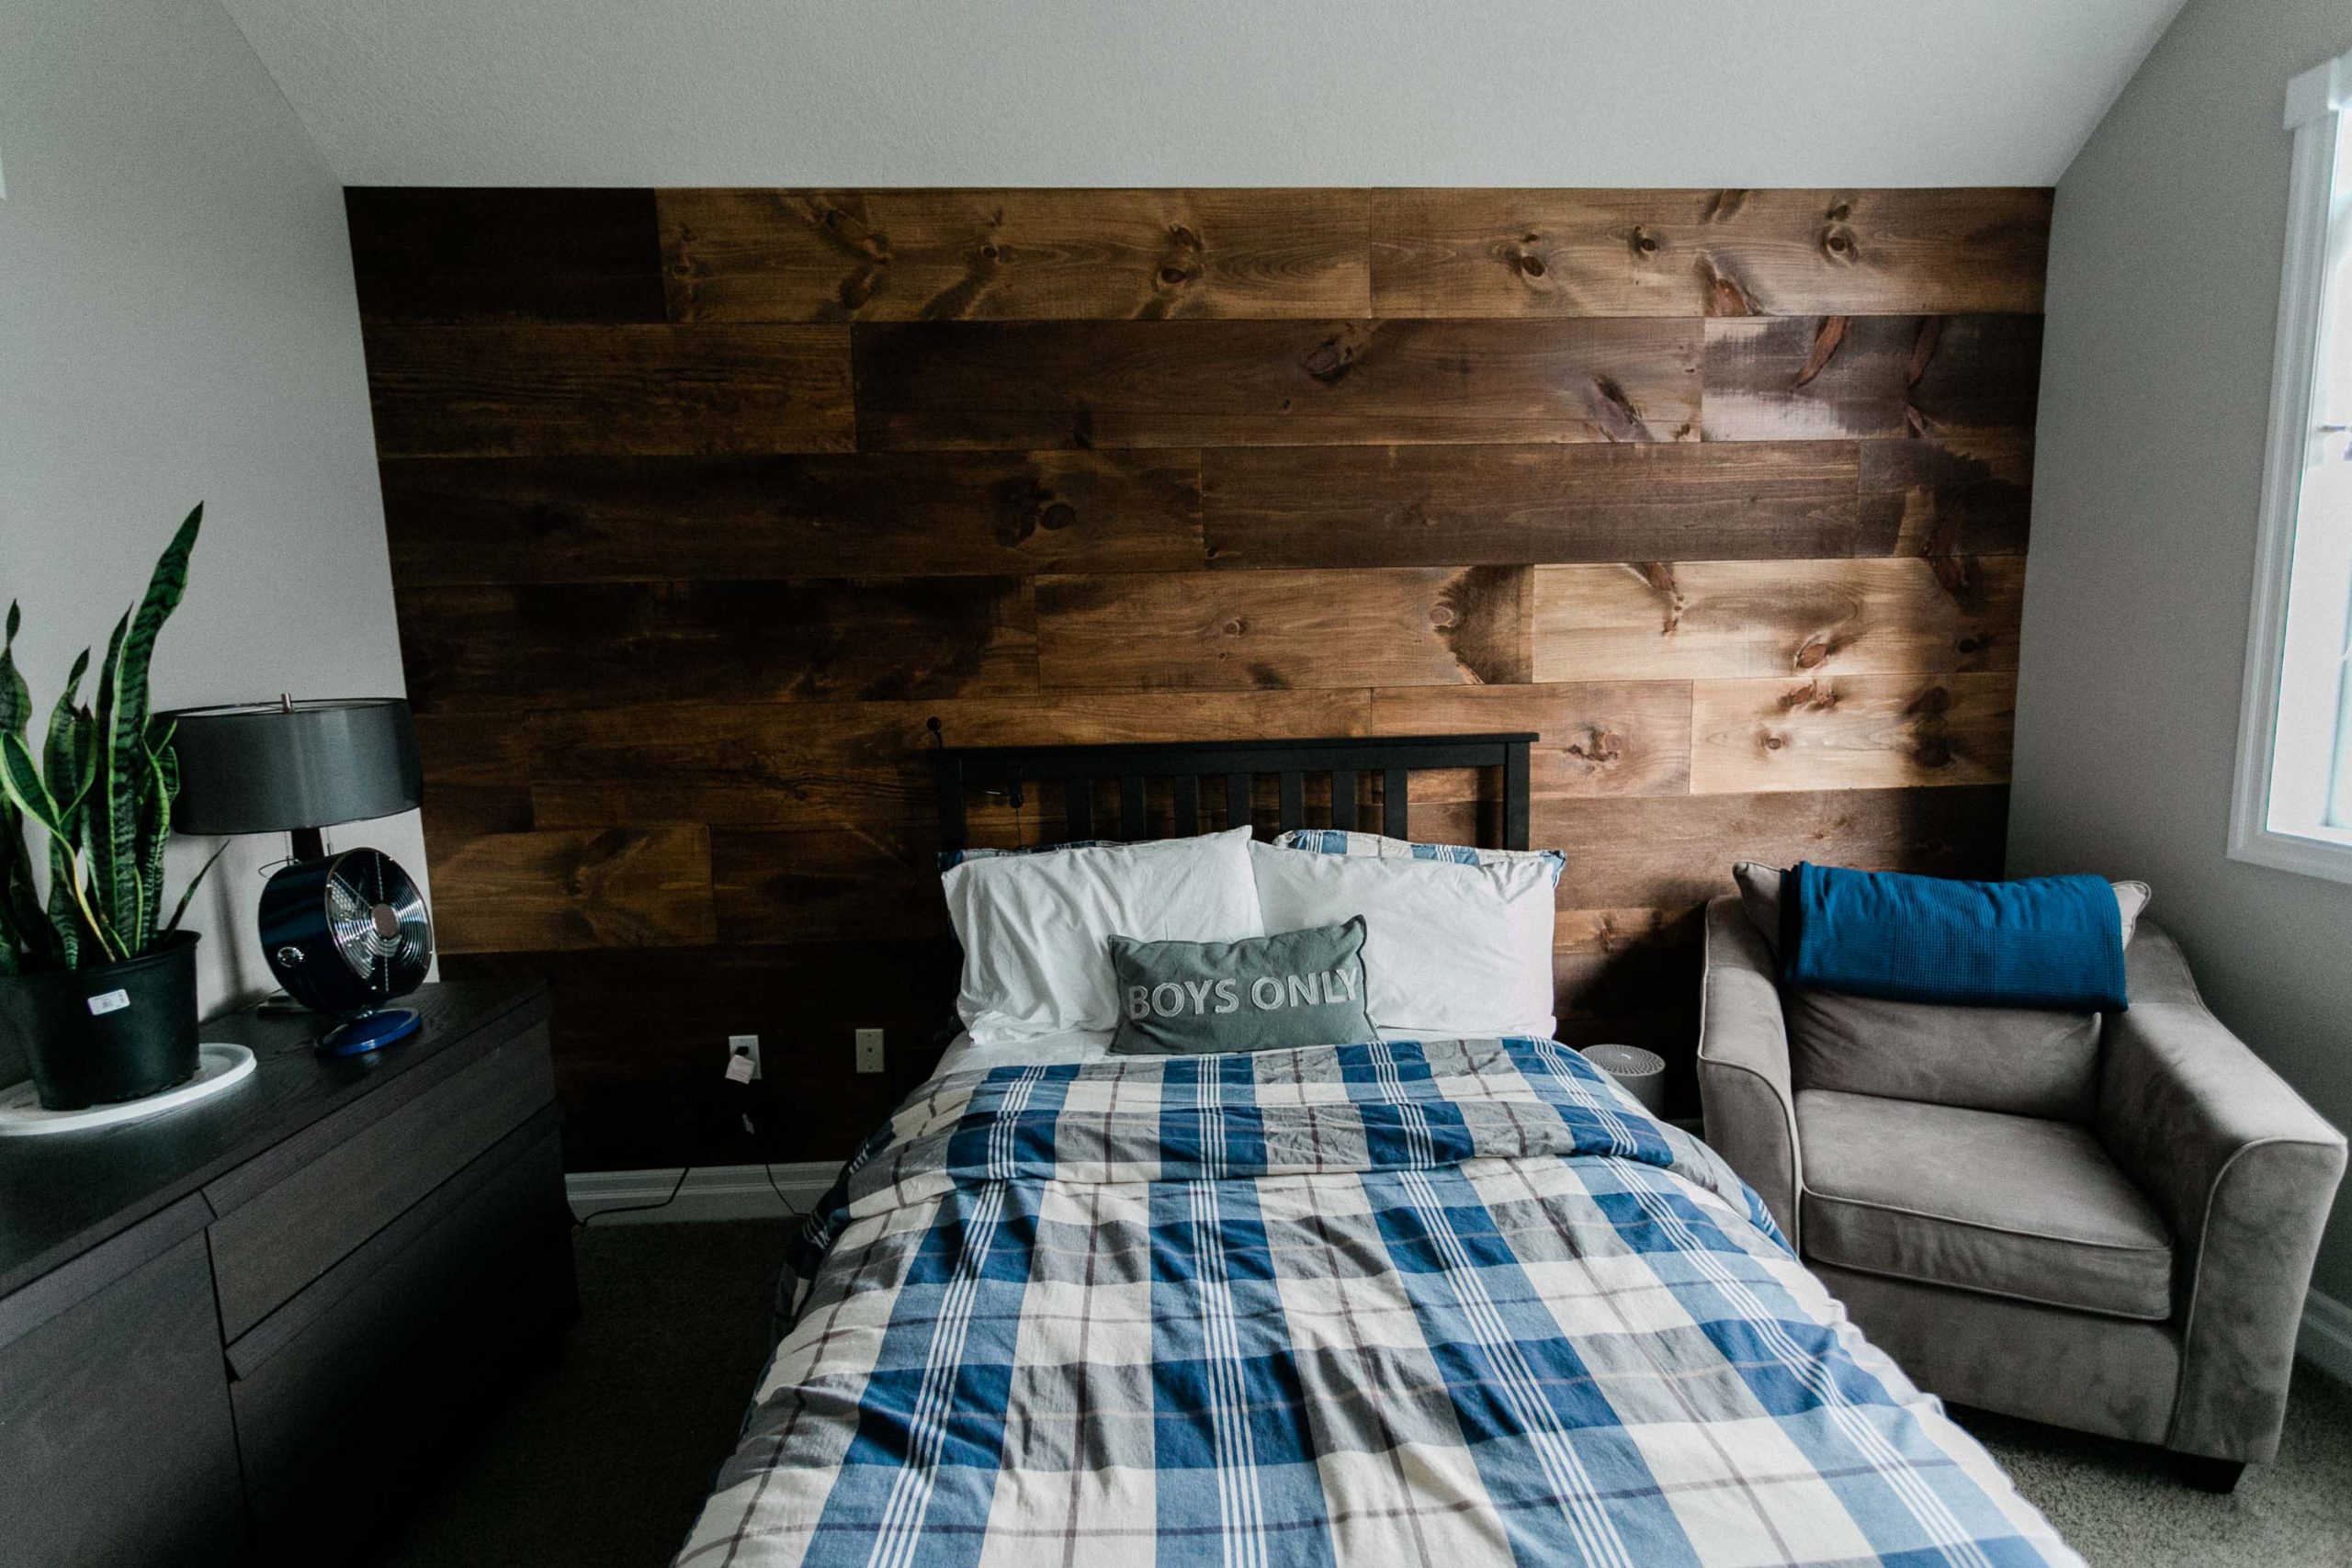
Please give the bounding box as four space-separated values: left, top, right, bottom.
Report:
674 736 2078 1568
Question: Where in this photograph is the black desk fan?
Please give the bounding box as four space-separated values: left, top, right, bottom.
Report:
167 697 435 1055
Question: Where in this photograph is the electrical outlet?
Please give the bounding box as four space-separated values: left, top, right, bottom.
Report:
728 1032 762 1080
855 1028 886 1075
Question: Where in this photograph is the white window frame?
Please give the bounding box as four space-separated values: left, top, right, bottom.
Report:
2230 44 2352 884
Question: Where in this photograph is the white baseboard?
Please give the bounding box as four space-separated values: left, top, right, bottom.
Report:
567 1162 837 1226
2300 1284 2352 1386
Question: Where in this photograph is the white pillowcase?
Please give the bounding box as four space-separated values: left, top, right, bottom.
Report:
944 828 1263 1043
1246 840 1557 1039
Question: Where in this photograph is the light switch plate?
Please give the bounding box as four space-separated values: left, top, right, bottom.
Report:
855 1028 885 1075
728 1033 762 1080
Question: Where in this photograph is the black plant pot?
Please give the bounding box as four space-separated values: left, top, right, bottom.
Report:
0 931 201 1111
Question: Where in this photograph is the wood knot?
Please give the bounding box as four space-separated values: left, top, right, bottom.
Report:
1633 227 1660 255
1039 502 1077 532
1566 728 1623 765
1168 223 1204 252
979 243 1000 261
1761 733 1786 751
1914 739 1952 769
1518 254 1546 277
1793 635 1835 670
1222 618 1250 637
1429 604 1458 629
1158 265 1193 287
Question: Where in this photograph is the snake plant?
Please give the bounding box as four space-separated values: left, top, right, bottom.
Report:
0 506 225 975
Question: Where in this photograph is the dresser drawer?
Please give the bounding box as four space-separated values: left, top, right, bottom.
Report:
206 1021 553 1341
228 1114 565 1522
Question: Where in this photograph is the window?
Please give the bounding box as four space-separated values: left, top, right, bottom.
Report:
2231 46 2352 882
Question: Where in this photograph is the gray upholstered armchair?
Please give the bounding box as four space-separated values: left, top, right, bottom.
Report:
1699 890 2346 1490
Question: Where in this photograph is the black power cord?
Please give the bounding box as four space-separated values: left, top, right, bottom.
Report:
573 1064 806 1229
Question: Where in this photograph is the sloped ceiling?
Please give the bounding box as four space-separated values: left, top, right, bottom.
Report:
220 0 2185 188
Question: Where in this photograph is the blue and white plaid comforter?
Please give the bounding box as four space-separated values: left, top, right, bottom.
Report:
677 1040 2079 1567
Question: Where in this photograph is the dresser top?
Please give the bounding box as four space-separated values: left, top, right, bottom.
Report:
0 976 548 1301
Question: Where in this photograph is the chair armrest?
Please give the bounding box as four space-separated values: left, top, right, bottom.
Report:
1698 896 1802 1244
2098 919 2347 1462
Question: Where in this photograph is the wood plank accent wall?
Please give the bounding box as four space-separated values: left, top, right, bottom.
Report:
346 186 2048 1171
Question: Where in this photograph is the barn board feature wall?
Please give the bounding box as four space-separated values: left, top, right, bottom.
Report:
347 186 2049 1171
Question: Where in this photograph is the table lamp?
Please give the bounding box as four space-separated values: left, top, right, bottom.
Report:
165 697 435 1055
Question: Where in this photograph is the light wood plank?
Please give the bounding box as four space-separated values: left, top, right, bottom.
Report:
853 319 1701 449
364 323 854 457
1204 443 1858 569
431 827 716 953
1038 568 1530 692
1372 188 2051 317
661 188 1372 321
396 578 1037 712
382 452 1204 584
1689 671 2017 794
1701 314 2041 442
1531 558 2022 682
1371 682 1690 798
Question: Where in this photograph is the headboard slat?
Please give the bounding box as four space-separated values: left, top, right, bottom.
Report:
1330 769 1357 832
1383 769 1409 839
1065 780 1094 840
1226 773 1250 831
1277 772 1305 835
1118 775 1147 840
1173 774 1200 837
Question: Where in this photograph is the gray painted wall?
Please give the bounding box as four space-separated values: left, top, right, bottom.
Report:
2011 0 2352 1296
0 0 426 1023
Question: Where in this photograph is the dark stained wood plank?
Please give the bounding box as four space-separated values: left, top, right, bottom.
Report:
380 452 1205 585
1856 434 2034 557
1527 784 2007 911
417 786 535 863
442 943 958 1169
430 827 717 953
363 323 854 457
1203 442 1858 569
711 826 948 944
1531 557 2023 682
1701 314 2041 442
396 578 1037 713
1689 671 2017 794
1036 568 1529 692
1372 188 2051 318
1370 682 1691 799
852 319 1702 449
524 689 1376 832
660 188 1372 321
345 188 666 322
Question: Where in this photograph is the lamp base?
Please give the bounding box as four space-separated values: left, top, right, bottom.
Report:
316 1009 422 1058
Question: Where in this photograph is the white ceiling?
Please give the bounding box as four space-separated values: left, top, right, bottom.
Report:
220 0 2187 189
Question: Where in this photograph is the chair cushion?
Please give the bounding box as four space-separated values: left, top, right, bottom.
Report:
1735 863 2150 1121
1796 1089 2174 1321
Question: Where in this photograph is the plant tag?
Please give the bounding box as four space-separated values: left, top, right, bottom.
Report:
724 1053 756 1084
86 989 131 1016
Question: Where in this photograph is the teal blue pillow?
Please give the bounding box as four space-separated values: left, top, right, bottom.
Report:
1107 918 1374 1056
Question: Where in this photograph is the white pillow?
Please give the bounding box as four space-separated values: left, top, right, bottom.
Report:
1245 840 1557 1039
944 828 1263 1043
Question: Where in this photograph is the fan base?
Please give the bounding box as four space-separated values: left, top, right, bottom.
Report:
317 1009 423 1057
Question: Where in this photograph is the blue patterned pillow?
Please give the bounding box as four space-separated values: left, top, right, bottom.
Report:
1274 829 1566 886
936 839 1122 872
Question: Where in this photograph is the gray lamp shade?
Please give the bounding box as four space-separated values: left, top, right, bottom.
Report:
164 698 423 834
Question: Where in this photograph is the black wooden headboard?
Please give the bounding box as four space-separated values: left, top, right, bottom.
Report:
933 733 1538 853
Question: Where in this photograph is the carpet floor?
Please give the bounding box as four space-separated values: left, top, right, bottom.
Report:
373 1219 2352 1567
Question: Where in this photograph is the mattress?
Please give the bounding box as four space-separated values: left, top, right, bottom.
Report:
677 1038 2079 1567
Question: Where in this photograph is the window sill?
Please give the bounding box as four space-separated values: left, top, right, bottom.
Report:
2227 823 2352 887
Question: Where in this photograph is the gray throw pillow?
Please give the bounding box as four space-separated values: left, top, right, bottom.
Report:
1108 917 1374 1056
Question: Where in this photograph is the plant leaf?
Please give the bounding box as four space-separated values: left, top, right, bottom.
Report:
93 504 200 950
164 840 230 933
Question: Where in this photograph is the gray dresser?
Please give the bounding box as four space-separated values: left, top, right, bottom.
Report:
0 977 571 1566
